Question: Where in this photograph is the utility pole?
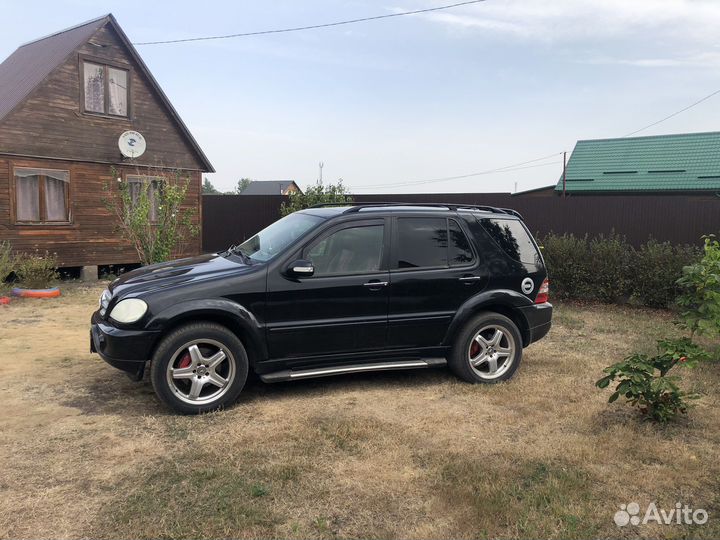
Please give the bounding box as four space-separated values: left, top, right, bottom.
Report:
318 162 324 184
562 151 567 198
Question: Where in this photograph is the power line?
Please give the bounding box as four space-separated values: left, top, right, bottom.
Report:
133 0 487 45
351 155 563 190
624 87 720 137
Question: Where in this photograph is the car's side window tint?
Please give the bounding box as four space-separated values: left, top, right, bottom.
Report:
307 225 384 276
449 219 474 266
481 218 541 265
395 218 448 269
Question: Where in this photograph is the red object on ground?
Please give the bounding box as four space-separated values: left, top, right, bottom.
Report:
0 296 10 305
11 287 61 298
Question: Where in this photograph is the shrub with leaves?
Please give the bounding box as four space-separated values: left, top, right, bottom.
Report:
0 241 14 292
587 233 633 303
540 233 701 307
632 240 700 308
280 180 352 217
538 233 591 299
596 338 708 422
14 251 59 289
105 167 199 265
676 235 720 337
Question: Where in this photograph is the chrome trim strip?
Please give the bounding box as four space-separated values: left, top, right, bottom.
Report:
288 360 431 379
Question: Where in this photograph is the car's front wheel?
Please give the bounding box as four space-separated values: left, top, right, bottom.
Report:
449 312 523 383
150 322 248 414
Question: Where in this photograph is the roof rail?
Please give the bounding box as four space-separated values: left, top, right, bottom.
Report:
308 202 524 219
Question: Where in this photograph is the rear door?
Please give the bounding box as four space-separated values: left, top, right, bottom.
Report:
387 215 483 349
265 218 390 360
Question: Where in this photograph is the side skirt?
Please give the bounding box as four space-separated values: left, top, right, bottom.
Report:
259 357 447 383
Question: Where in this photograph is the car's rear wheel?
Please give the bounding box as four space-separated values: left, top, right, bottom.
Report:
150 322 248 414
449 312 522 383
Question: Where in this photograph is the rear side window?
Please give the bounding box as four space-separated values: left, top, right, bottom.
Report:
394 217 475 270
449 219 473 266
396 218 447 269
481 218 541 265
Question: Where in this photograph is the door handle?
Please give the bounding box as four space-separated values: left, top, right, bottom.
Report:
458 275 482 283
363 280 388 288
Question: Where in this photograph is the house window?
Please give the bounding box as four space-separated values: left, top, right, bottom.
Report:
15 168 70 223
127 176 162 221
82 61 128 116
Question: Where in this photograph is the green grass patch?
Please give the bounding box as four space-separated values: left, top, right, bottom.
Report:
434 456 603 539
97 453 280 539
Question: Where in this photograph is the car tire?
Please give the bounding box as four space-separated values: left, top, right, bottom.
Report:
449 311 523 384
150 322 249 414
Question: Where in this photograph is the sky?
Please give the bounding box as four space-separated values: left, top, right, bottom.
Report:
2 0 720 194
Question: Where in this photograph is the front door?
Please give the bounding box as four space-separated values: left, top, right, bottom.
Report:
265 218 390 360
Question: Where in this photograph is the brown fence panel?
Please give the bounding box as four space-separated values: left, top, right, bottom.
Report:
202 193 720 252
202 194 286 253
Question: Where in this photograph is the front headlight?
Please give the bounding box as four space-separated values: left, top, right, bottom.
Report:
99 289 112 316
109 298 148 323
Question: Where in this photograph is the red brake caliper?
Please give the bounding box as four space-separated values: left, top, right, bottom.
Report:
470 341 480 358
177 352 192 369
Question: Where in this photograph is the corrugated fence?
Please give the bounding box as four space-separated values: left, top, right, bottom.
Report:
202 192 720 253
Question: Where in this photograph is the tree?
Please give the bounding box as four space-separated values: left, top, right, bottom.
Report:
236 178 252 194
202 177 219 194
280 180 352 216
105 166 199 265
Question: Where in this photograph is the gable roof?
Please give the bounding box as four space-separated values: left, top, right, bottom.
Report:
240 180 301 195
0 14 214 172
555 131 720 193
0 15 106 123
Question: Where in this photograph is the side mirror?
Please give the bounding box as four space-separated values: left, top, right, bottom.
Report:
287 259 314 277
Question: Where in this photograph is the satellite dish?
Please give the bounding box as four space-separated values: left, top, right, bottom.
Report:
118 130 146 159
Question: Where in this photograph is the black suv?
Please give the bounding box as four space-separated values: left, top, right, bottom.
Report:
91 203 552 413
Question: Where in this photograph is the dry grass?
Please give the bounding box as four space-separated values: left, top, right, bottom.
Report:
0 283 718 539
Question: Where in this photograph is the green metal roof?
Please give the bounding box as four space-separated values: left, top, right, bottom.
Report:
555 131 720 193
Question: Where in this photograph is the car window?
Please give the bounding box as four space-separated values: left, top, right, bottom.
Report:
481 218 541 265
395 218 448 269
238 212 324 262
449 219 474 266
307 224 384 276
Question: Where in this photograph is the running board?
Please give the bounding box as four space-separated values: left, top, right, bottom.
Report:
259 358 447 383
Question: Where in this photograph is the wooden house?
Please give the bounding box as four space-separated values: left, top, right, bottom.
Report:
0 14 213 270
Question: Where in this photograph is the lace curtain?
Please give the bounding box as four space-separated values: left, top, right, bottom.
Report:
108 68 127 116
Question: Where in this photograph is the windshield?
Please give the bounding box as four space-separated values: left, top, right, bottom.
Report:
234 213 324 262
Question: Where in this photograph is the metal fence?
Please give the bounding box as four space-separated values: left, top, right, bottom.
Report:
202 192 720 253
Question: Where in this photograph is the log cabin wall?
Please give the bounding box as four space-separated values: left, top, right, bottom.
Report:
0 18 209 267
0 157 201 267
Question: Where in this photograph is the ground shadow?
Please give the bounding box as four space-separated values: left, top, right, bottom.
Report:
60 362 456 416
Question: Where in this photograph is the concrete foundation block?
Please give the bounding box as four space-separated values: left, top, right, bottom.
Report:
80 265 99 282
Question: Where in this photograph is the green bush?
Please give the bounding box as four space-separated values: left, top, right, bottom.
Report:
14 251 59 289
280 180 352 216
539 233 591 300
596 338 707 422
676 235 720 337
540 233 701 307
632 240 700 308
587 233 633 303
0 241 14 293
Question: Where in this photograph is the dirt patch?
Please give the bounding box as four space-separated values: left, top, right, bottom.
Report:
0 284 719 539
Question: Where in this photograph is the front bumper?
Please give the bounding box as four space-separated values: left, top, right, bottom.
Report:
90 311 160 377
518 302 553 345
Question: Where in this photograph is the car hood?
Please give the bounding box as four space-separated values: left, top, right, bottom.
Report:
109 253 252 297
